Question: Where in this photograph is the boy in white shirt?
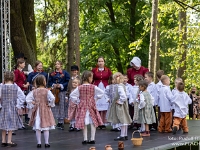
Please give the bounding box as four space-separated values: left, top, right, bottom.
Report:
155 70 164 121
144 72 157 131
157 75 173 133
172 82 192 134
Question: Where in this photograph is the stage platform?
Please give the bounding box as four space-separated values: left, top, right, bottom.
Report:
1 120 200 150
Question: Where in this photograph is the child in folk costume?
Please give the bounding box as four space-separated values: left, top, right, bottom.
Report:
130 74 145 132
66 65 79 125
171 78 183 126
67 77 81 132
144 72 157 131
155 70 164 122
105 75 120 132
48 60 70 130
70 71 104 144
158 75 173 133
137 80 156 136
172 82 192 134
123 74 134 128
0 71 25 147
26 75 56 148
107 72 132 141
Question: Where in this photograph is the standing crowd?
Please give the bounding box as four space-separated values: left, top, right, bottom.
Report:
0 53 195 148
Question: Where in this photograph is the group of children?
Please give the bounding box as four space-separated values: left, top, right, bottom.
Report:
0 68 192 147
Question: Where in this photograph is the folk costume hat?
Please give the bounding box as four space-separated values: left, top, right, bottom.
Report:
16 52 27 59
130 57 141 68
71 65 79 71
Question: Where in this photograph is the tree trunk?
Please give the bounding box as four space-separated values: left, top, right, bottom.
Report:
67 0 80 72
74 0 80 72
105 0 124 73
177 6 187 80
130 0 137 42
148 0 158 73
10 0 36 66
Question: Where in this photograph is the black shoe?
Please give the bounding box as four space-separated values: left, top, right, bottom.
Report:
173 126 177 135
45 144 50 148
82 140 88 145
75 128 81 132
7 142 17 147
12 132 16 135
56 123 61 129
150 127 156 131
37 144 41 148
69 127 74 132
1 143 7 147
101 125 106 129
114 136 125 141
110 128 120 132
125 136 128 140
41 131 44 133
87 140 95 144
18 126 26 130
60 123 64 130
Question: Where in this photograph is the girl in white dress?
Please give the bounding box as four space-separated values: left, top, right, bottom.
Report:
26 75 55 148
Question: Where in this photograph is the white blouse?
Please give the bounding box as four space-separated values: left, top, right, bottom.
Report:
0 83 25 109
171 91 192 118
26 89 55 108
70 84 104 104
116 84 127 105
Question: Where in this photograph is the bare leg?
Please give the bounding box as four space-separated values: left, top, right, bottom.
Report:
193 115 196 120
2 130 6 143
7 131 12 143
145 124 149 131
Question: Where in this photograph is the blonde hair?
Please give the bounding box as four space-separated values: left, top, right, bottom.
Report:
113 72 124 84
175 77 182 82
161 75 170 84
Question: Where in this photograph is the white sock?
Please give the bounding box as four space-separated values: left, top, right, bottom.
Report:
120 126 125 137
90 124 96 141
36 130 41 144
124 125 128 136
43 130 49 144
141 123 145 131
83 125 88 141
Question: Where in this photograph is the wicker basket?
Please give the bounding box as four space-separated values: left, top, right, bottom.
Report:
131 130 143 146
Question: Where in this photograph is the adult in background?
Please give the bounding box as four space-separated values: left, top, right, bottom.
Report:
15 52 33 76
127 56 149 86
127 56 149 130
49 60 70 130
92 56 112 129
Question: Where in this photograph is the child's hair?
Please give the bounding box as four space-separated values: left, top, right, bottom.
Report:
123 74 128 77
16 58 25 67
156 70 164 79
161 75 170 84
55 60 63 66
145 72 154 78
177 82 184 92
72 77 81 86
81 71 93 84
138 80 148 89
4 71 14 83
134 74 144 82
34 60 42 68
113 72 124 84
35 75 46 88
108 75 114 85
175 77 183 82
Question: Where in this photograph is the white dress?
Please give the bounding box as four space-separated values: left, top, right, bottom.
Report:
26 89 55 130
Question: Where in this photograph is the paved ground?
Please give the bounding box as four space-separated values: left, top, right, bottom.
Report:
0 120 200 150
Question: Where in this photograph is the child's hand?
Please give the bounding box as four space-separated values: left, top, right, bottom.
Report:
116 100 122 105
66 99 68 103
107 100 110 103
32 101 35 105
